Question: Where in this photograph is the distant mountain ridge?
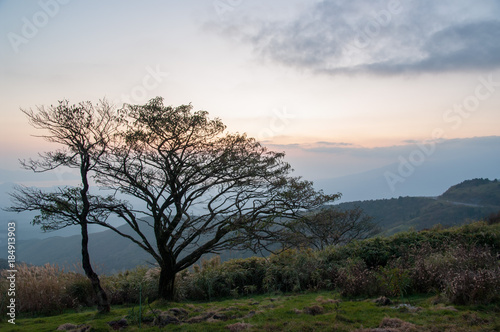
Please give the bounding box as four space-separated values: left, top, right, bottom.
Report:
11 220 254 275
2 178 499 273
13 226 155 274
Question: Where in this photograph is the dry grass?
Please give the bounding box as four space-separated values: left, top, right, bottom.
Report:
1 263 91 315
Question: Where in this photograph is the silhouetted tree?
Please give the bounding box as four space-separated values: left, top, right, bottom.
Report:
281 206 378 250
8 100 118 313
94 97 338 300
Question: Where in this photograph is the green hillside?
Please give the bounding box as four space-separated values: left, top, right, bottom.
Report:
337 178 500 235
440 178 500 206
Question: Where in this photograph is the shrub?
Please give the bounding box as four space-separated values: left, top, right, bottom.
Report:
376 264 411 298
66 275 95 308
263 250 301 293
262 249 329 293
410 250 450 294
219 256 267 295
102 266 159 304
336 258 376 297
408 243 499 302
178 256 234 300
444 267 500 305
354 238 394 268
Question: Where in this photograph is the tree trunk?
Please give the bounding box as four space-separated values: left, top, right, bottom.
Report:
158 266 176 301
81 222 110 313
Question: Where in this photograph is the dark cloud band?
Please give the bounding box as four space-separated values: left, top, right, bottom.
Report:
222 0 500 75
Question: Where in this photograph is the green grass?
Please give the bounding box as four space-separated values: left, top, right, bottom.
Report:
2 291 499 331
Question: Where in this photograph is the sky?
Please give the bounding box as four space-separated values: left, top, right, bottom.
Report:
1 0 500 196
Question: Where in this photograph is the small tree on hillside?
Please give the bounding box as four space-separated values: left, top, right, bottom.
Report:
94 97 339 300
282 206 378 250
7 100 118 313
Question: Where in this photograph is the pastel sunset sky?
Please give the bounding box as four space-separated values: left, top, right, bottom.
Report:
1 0 499 189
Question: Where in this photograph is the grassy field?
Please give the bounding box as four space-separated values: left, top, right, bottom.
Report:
1 291 499 331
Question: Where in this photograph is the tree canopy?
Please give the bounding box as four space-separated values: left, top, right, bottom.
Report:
92 97 338 299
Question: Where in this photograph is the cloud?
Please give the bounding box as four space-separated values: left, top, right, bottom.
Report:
217 0 500 75
266 140 411 157
265 143 302 150
266 141 355 151
264 136 500 183
316 141 353 147
265 136 497 159
364 20 500 74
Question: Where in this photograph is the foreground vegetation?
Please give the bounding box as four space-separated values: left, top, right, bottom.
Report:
1 221 499 330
